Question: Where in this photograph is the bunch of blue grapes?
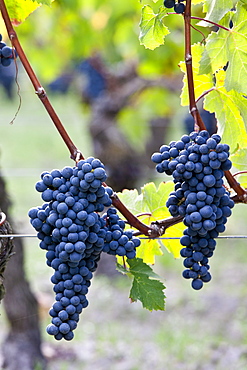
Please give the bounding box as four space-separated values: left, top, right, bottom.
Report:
102 208 141 259
151 130 234 290
163 0 185 14
0 35 17 67
29 157 141 340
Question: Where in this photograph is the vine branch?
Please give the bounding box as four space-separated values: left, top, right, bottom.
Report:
183 0 205 132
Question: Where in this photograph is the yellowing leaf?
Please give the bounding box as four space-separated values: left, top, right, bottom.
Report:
136 238 163 265
160 224 184 259
200 6 247 94
5 0 41 25
117 182 185 263
192 0 205 4
180 43 214 106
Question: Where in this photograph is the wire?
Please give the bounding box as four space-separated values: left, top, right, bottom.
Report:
0 234 247 239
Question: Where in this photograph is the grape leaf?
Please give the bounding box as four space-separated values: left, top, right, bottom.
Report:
139 5 169 50
180 43 214 106
192 0 205 4
200 5 247 94
4 0 51 25
202 0 234 24
204 70 247 155
233 172 247 189
128 258 166 311
117 182 184 263
224 5 247 93
231 148 247 171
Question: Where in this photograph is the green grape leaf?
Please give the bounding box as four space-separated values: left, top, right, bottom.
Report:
200 6 247 94
224 5 247 93
5 0 51 25
199 13 230 75
139 5 170 50
202 0 234 24
231 148 247 171
180 43 214 106
204 70 247 156
128 258 166 311
233 172 247 189
35 0 53 4
117 182 184 263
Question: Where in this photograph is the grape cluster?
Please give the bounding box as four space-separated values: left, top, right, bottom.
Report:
151 130 234 290
29 157 141 340
0 35 17 67
164 0 185 14
102 208 141 259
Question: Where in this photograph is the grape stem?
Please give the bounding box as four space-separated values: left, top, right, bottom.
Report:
195 87 216 104
190 16 231 32
232 171 247 178
183 0 206 132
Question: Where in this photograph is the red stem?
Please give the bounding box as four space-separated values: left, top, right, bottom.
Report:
183 1 206 132
190 16 230 32
232 171 247 178
195 87 216 104
111 194 155 237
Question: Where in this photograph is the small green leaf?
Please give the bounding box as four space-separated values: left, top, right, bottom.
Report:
143 181 173 218
127 257 161 280
139 5 169 50
128 258 166 311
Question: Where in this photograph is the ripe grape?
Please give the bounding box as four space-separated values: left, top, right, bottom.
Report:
0 35 18 67
29 157 141 339
152 130 234 290
174 3 185 14
163 0 175 9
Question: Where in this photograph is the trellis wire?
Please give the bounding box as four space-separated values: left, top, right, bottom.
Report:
0 234 247 239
